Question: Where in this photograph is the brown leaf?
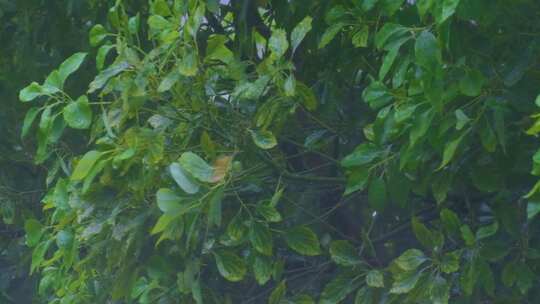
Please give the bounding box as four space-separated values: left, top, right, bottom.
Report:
211 155 233 183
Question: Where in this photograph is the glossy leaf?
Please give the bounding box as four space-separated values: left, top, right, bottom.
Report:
329 240 362 266
394 249 427 271
269 29 289 58
169 162 200 194
71 150 103 181
179 152 214 183
250 130 278 149
214 250 247 282
268 281 286 304
24 219 43 247
291 16 312 54
249 221 273 256
89 24 108 46
285 226 321 256
20 82 44 102
366 270 384 288
63 95 92 129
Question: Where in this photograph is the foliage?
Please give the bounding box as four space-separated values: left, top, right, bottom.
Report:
0 1 115 302
15 0 540 303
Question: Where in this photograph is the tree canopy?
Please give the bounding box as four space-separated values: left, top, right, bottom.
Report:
3 0 540 303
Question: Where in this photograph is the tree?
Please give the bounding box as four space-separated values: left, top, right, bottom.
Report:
17 0 540 303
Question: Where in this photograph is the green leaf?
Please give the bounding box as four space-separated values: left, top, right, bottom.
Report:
128 14 140 34
440 208 461 236
21 107 41 138
527 201 540 220
53 179 69 210
394 249 427 271
169 162 200 194
291 16 313 54
227 212 247 242
179 49 199 76
284 226 321 256
156 188 194 215
375 23 408 49
381 0 404 16
31 240 52 274
368 177 387 211
392 56 411 88
352 25 369 48
148 15 172 31
415 30 441 71
475 221 498 240
366 270 384 288
394 103 418 123
409 109 433 146
178 152 214 183
440 251 460 274
56 230 74 249
354 286 374 304
283 74 296 97
158 69 181 92
341 143 381 167
296 82 318 111
270 187 284 207
437 135 463 170
151 214 177 235
329 240 362 266
63 95 92 129
269 29 289 58
459 69 485 96
417 0 434 18
344 168 370 195
362 82 393 109
205 34 233 63
96 45 115 71
502 260 517 287
71 150 104 181
430 275 450 304
379 45 400 80
325 6 346 24
268 281 286 304
455 109 470 130
151 0 171 16
361 0 378 11
318 23 345 49
88 61 130 93
249 221 273 256
389 270 422 294
253 255 273 285
25 219 43 247
58 52 87 84
208 187 224 227
20 82 44 102
214 250 247 282
256 203 282 223
460 225 475 246
292 294 315 304
412 217 435 249
320 270 359 304
89 24 108 46
44 70 62 91
437 0 461 24
515 262 534 294
250 129 278 149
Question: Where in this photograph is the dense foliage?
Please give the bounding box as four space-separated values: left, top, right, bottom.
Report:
8 0 540 303
0 1 115 301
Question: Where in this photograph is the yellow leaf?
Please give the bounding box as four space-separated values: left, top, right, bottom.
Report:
211 155 233 183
